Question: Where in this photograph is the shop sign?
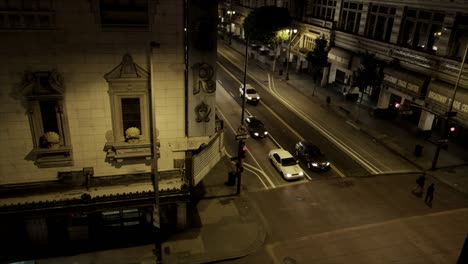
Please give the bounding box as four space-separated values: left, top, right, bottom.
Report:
384 74 419 93
427 91 468 114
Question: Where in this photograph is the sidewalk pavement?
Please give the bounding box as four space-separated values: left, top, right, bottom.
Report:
38 156 266 264
37 38 468 264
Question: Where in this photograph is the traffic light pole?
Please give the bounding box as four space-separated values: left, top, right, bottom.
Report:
236 37 249 195
431 44 467 170
237 140 244 195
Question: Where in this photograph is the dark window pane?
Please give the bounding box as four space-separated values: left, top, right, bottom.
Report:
407 9 416 18
419 11 431 20
100 0 148 27
344 2 348 9
403 20 415 46
367 14 376 37
350 3 357 9
347 12 356 31
390 8 396 15
380 6 388 14
375 16 386 40
434 13 444 22
416 22 427 49
122 98 141 134
459 14 468 26
371 5 377 12
385 17 394 41
40 101 59 134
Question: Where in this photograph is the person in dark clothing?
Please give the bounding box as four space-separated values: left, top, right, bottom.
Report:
425 183 435 206
412 174 426 197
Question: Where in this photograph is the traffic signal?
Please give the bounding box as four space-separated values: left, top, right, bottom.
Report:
238 141 247 159
394 103 401 109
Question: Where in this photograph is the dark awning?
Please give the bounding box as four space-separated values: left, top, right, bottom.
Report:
383 67 428 96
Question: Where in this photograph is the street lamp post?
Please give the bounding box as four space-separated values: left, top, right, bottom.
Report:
227 10 235 45
431 43 468 170
285 28 297 81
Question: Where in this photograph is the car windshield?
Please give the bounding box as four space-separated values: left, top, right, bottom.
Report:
246 88 256 94
282 157 297 166
249 119 263 128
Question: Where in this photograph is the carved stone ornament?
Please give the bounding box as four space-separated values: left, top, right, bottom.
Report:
104 53 149 81
195 101 211 122
192 63 215 94
20 70 65 97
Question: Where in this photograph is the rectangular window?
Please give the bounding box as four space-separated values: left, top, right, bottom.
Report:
365 5 396 42
99 0 149 29
0 0 55 29
39 101 59 134
339 1 363 34
306 0 336 21
121 98 141 134
401 8 445 53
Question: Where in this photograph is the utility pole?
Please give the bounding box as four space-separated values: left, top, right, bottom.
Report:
149 41 162 264
431 43 468 170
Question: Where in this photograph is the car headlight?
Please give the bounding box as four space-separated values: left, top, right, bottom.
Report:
312 163 318 167
299 171 304 176
326 162 330 166
257 96 260 99
264 131 268 135
254 132 259 136
247 96 252 100
286 173 292 177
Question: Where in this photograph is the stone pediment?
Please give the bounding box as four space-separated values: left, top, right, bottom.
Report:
104 53 149 82
20 70 64 98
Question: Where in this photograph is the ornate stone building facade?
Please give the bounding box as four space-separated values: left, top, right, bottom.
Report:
0 0 222 260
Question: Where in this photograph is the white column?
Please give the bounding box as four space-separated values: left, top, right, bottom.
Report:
176 202 187 230
437 12 456 57
327 64 336 84
390 7 404 44
377 88 391 109
418 110 435 131
358 3 369 36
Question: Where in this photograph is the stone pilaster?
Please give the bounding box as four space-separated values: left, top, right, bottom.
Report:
390 6 404 44
358 3 369 36
436 12 456 57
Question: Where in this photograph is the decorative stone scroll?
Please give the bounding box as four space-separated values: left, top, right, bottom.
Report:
191 63 215 94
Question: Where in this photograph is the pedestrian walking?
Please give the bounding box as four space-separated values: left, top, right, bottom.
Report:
425 183 435 207
412 174 426 197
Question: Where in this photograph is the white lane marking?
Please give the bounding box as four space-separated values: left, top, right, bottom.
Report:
267 74 382 174
217 52 383 177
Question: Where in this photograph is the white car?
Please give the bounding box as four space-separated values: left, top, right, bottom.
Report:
268 148 304 181
239 84 260 105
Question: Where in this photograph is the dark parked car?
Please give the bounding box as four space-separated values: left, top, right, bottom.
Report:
295 141 331 171
245 116 268 138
